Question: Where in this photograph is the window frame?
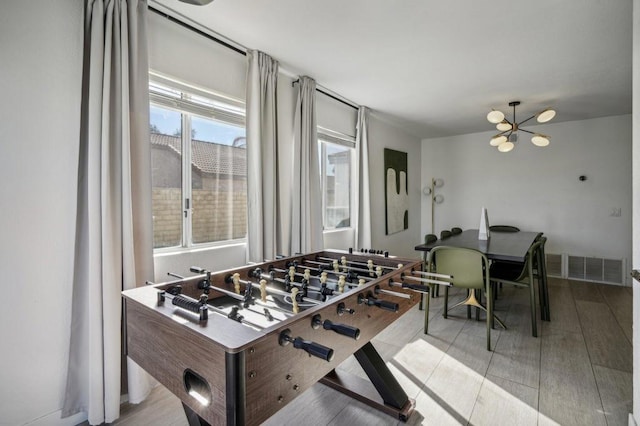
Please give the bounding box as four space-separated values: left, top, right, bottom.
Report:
317 126 356 231
149 73 247 253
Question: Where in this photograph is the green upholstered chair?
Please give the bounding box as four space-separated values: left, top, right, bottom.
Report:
490 239 544 337
440 230 452 239
451 227 463 235
427 246 500 351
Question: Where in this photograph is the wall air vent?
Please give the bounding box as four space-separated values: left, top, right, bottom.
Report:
545 253 562 277
567 255 625 285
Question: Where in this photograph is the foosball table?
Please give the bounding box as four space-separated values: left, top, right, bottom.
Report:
122 249 436 426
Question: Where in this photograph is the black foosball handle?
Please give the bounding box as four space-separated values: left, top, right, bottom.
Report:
322 319 360 340
402 283 430 293
368 298 399 312
171 294 208 321
293 337 334 362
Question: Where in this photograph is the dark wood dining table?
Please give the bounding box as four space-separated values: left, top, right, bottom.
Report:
414 229 550 321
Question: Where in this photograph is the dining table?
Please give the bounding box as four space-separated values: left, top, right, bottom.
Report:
414 229 550 321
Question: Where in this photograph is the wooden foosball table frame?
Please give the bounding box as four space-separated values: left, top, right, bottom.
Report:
123 250 427 426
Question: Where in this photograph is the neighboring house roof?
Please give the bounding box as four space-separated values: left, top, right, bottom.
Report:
151 132 246 176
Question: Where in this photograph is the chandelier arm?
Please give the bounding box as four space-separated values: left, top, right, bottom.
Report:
519 128 535 135
517 114 537 126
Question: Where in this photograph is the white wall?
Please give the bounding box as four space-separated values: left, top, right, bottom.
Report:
631 0 639 423
368 114 423 259
0 1 84 425
422 115 632 282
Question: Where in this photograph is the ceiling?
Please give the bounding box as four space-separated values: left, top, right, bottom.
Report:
152 0 633 139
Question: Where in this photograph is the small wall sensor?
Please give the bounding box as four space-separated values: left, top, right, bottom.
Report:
579 175 587 181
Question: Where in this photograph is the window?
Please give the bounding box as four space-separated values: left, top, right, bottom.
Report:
318 128 355 230
149 75 246 250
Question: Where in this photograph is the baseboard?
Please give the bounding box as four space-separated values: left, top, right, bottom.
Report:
630 412 638 426
23 409 87 426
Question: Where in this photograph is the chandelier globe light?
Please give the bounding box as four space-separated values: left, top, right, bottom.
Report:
487 101 556 152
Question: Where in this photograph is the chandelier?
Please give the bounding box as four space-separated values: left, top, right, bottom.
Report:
487 101 556 153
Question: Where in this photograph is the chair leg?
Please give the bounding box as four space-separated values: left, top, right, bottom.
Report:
443 286 449 318
419 293 424 311
423 289 431 334
539 250 550 321
529 279 538 337
447 289 506 329
487 284 492 351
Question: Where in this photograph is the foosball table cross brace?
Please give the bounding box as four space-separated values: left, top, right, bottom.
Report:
319 342 415 422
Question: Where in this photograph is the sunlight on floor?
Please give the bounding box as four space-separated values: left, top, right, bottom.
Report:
389 339 560 426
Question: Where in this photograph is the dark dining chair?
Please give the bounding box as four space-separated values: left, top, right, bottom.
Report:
421 234 438 265
427 246 501 350
489 225 520 232
490 239 544 337
419 234 439 307
440 230 452 239
532 235 549 320
451 227 463 235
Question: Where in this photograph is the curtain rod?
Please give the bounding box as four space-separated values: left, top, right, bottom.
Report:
148 5 246 56
149 5 359 111
292 79 358 111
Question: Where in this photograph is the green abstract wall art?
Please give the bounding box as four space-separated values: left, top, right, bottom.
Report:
384 148 408 235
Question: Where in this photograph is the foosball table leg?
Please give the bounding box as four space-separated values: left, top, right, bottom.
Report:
183 402 211 426
319 342 415 422
181 352 246 426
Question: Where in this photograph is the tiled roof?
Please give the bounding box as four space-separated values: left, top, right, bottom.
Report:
151 132 246 176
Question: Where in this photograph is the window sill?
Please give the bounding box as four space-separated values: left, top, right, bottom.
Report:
323 227 353 234
154 240 247 257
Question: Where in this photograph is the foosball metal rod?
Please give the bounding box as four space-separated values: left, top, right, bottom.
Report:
411 270 453 280
315 255 397 272
286 262 374 283
253 269 337 299
373 285 411 299
252 300 294 317
400 272 453 286
188 268 252 303
231 274 322 306
388 279 431 294
158 291 265 329
304 259 378 280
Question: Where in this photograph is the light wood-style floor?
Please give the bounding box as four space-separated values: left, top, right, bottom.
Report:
104 278 633 426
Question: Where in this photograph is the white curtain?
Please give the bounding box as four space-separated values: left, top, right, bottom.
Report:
63 0 153 424
354 106 372 249
291 76 323 253
246 50 279 263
